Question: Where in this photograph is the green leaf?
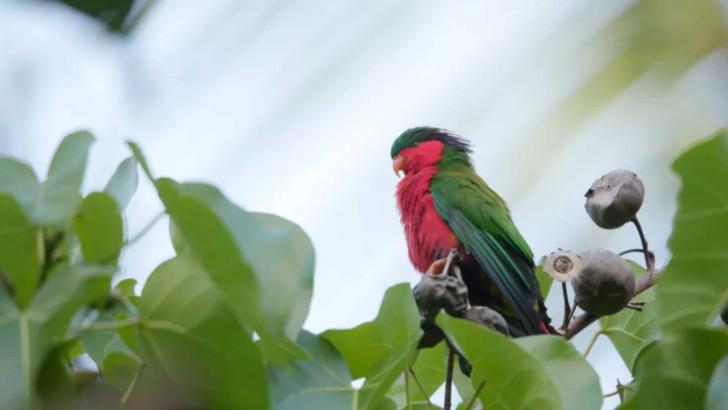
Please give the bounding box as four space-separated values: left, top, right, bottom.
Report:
706 355 728 410
269 331 357 410
156 178 314 363
0 157 39 215
437 313 602 410
0 194 40 308
599 262 659 370
126 141 155 183
74 192 123 264
0 265 111 409
659 130 728 330
104 157 138 210
32 130 95 226
323 284 423 409
535 263 554 299
134 256 268 410
386 342 447 409
620 328 728 409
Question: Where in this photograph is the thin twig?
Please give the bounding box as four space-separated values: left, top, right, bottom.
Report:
464 381 485 410
618 248 647 257
444 348 455 410
408 369 435 410
126 211 166 248
560 282 571 330
443 249 458 278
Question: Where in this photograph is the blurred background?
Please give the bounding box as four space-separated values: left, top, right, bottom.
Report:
1 0 726 407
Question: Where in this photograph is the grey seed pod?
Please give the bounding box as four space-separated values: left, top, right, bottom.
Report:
543 250 582 282
413 274 469 322
572 249 636 316
585 169 645 229
464 306 510 336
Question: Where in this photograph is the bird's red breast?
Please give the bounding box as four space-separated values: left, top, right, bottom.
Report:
395 141 460 272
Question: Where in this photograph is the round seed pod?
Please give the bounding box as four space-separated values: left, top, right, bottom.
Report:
585 170 644 229
464 306 510 336
543 250 582 282
413 274 469 322
572 249 636 316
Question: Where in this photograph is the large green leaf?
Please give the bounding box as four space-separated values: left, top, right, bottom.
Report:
323 284 423 409
659 131 728 330
386 342 447 409
437 314 602 410
32 131 95 226
620 328 728 409
155 178 314 363
74 192 123 264
0 194 40 308
706 355 728 410
598 262 659 370
269 331 357 410
0 158 38 215
103 157 138 210
0 266 111 409
134 256 268 410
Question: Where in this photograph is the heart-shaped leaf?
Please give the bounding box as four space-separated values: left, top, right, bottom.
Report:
74 192 123 264
104 157 138 210
0 194 40 308
437 313 602 410
658 130 728 330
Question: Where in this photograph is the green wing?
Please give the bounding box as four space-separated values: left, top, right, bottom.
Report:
431 169 546 335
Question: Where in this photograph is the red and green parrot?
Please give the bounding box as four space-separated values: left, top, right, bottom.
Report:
392 127 553 336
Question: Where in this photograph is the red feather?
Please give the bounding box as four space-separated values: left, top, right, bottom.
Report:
396 141 460 272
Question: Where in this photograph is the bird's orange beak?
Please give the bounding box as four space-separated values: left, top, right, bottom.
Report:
393 155 405 178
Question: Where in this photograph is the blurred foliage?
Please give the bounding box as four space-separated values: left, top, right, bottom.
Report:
0 129 726 409
507 0 728 193
49 0 154 33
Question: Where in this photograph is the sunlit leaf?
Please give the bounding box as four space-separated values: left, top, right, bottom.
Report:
0 266 111 409
156 178 313 363
323 284 422 409
535 263 554 299
33 130 94 226
658 131 728 331
134 256 267 410
0 194 39 308
437 313 602 410
620 328 728 409
104 157 138 210
74 192 123 264
269 331 356 410
0 158 38 215
386 342 447 409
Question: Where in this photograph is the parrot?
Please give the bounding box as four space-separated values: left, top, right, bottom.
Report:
392 126 553 336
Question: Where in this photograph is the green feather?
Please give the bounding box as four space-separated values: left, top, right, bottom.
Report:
431 147 545 334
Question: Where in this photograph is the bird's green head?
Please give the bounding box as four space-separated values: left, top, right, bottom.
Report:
390 126 471 158
391 127 472 177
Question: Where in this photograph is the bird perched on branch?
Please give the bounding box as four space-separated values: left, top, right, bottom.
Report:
392 127 553 336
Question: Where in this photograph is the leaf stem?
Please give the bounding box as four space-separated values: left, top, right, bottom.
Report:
631 217 653 271
408 369 435 409
464 381 485 410
583 330 602 358
121 363 145 404
73 318 140 334
405 368 412 410
126 211 166 248
560 282 571 330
